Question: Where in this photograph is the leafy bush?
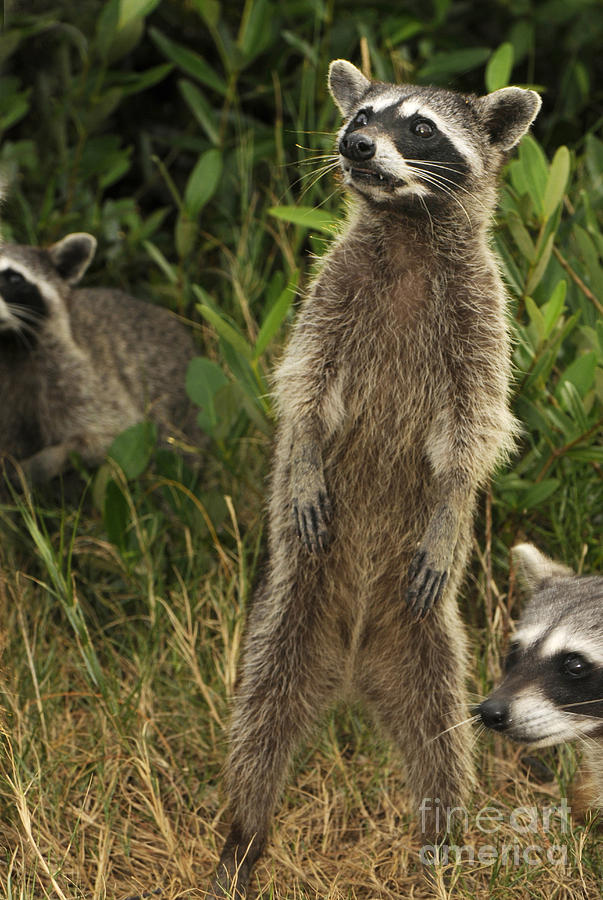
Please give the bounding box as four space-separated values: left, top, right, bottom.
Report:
1 0 601 571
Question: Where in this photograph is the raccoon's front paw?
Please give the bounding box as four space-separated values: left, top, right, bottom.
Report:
292 488 332 553
406 549 449 620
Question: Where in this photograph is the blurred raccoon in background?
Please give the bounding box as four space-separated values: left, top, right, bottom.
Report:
0 233 199 484
479 543 603 813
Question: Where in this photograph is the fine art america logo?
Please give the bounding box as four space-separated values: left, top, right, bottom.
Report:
418 798 570 867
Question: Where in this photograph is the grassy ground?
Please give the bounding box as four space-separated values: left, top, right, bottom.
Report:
0 475 600 900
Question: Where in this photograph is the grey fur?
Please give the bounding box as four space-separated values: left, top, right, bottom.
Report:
0 234 198 483
210 62 541 896
479 544 603 810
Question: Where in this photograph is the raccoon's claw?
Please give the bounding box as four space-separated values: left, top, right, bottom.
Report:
406 550 448 619
292 490 332 553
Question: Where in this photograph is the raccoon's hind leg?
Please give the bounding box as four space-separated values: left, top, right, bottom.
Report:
355 589 475 850
210 566 345 898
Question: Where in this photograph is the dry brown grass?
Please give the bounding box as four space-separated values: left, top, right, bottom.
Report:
0 495 600 900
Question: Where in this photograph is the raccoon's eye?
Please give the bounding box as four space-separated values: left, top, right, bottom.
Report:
3 269 25 285
354 110 369 127
562 653 592 678
413 119 435 138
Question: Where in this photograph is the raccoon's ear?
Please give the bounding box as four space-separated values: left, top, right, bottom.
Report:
328 60 371 117
512 543 574 594
476 87 541 151
48 233 97 285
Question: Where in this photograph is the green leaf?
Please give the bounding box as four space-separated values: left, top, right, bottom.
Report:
96 0 119 58
485 42 514 92
543 146 570 220
557 351 597 399
542 280 567 338
269 205 336 235
118 0 161 28
567 446 603 463
191 0 221 28
186 357 229 434
175 213 197 258
197 304 253 360
508 158 529 199
525 233 555 295
493 233 523 296
523 347 556 391
220 337 271 419
150 27 227 95
585 133 603 199
525 296 545 344
506 213 535 262
546 405 579 441
515 398 554 438
237 0 275 64
108 421 157 479
103 480 131 556
418 47 491 82
116 63 173 97
144 240 178 283
522 479 560 508
573 225 603 300
558 382 589 432
388 20 424 44
518 135 548 215
178 79 220 145
0 93 29 131
254 270 298 358
184 148 222 218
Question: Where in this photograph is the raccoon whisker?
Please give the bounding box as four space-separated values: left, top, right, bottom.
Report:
296 154 340 166
411 168 471 212
560 696 603 710
298 161 340 180
279 155 336 170
426 713 481 743
418 193 435 240
470 722 487 750
300 164 341 199
297 157 339 172
407 163 489 215
312 184 342 210
295 142 337 152
287 162 339 196
572 730 600 752
7 315 40 336
8 303 44 322
411 170 472 225
406 159 467 175
289 129 337 137
467 691 486 702
565 711 603 722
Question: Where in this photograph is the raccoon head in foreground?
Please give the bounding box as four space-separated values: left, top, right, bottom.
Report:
479 544 603 748
0 233 96 351
328 60 541 220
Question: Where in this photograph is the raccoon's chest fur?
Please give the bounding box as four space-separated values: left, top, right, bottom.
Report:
309 235 448 460
0 353 44 458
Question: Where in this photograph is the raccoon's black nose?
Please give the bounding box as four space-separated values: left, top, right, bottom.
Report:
479 698 510 731
339 132 376 161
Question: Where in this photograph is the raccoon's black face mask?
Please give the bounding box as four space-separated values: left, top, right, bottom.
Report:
0 267 48 350
479 543 603 747
328 60 541 212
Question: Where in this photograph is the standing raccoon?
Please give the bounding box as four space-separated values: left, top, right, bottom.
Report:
0 233 198 483
479 544 603 811
211 61 541 895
